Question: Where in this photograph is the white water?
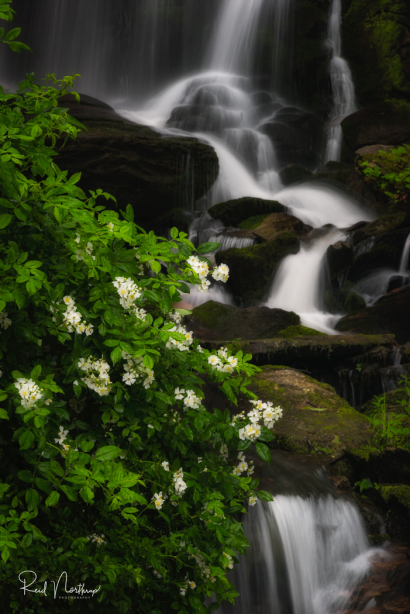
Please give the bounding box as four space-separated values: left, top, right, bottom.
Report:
325 0 356 162
218 496 383 614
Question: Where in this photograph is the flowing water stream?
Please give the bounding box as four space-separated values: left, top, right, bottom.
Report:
1 2 385 611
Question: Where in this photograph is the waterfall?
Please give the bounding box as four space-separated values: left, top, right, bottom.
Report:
325 0 356 162
218 495 381 614
399 232 410 275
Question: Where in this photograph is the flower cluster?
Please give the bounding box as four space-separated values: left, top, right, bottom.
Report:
180 578 196 596
173 468 187 496
223 552 234 570
165 324 194 352
208 347 238 374
14 378 43 408
61 295 93 335
250 399 283 429
112 277 145 320
174 387 202 410
152 492 166 510
74 235 95 261
86 534 106 546
191 552 215 583
0 310 12 331
186 255 229 292
232 452 254 477
54 425 77 455
121 351 155 389
78 356 111 396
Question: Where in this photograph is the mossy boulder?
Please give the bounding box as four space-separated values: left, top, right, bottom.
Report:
347 227 410 281
208 197 285 227
252 212 311 243
238 215 270 230
326 241 354 283
185 301 300 341
336 285 410 344
276 325 325 339
381 484 410 510
352 211 407 246
341 103 410 151
343 1 410 103
215 233 300 304
56 94 219 230
239 366 373 456
310 161 380 210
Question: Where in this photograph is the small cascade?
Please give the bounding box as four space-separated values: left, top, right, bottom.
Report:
208 234 255 252
399 232 410 274
380 366 407 393
325 0 356 162
218 495 382 614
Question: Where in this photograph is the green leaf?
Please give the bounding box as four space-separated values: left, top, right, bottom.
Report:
60 485 78 502
110 346 122 365
0 214 12 229
34 478 52 495
95 445 122 461
25 261 42 269
17 470 33 483
45 491 60 507
0 408 8 420
21 532 33 548
143 354 154 369
104 339 120 347
30 364 41 379
19 430 34 450
5 27 21 41
150 260 161 274
197 242 221 254
170 227 178 239
25 488 39 508
255 442 271 464
256 490 274 502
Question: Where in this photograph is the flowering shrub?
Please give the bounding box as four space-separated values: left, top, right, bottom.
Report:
0 6 281 614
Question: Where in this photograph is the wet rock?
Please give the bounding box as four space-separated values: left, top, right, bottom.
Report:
326 241 354 282
310 161 381 211
238 215 270 230
348 227 410 281
336 285 410 344
345 292 367 314
387 275 410 293
185 300 300 341
56 94 219 230
352 212 408 246
155 208 194 236
208 197 285 227
341 103 410 151
259 120 321 169
279 164 313 186
216 228 256 240
214 233 300 304
241 366 373 455
253 212 312 243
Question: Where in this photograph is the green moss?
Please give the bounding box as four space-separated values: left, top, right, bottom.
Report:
208 197 285 227
238 215 268 230
380 484 410 509
190 301 230 329
368 534 390 546
277 324 326 338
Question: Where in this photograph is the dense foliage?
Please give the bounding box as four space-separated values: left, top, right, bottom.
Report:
360 143 410 207
0 5 280 613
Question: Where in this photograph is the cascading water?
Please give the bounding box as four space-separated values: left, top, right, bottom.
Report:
216 453 385 614
325 0 356 162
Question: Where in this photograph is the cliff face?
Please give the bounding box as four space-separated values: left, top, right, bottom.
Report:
342 0 410 104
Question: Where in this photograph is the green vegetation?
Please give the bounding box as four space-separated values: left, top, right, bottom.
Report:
0 5 277 613
238 215 267 230
368 378 410 449
359 144 410 206
277 325 326 338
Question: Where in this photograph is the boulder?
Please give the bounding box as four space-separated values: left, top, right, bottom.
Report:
326 241 354 283
348 227 410 281
238 215 270 230
343 0 410 103
336 285 410 344
56 94 219 229
215 233 300 304
253 212 311 243
279 164 313 186
258 120 321 169
208 197 285 227
239 366 373 456
341 103 410 151
185 301 300 341
352 212 407 246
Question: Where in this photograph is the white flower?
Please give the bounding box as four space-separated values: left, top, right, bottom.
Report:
238 461 248 473
152 492 164 510
248 495 257 506
174 387 185 400
188 581 196 590
232 467 241 476
162 461 169 471
212 263 229 283
0 310 12 330
148 424 154 429
107 222 114 232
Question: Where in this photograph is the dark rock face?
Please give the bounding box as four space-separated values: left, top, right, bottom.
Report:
279 164 313 186
208 197 285 227
343 0 410 103
352 212 407 246
341 104 410 151
215 233 300 304
56 94 219 230
326 241 354 283
336 285 410 344
347 227 410 282
185 300 300 341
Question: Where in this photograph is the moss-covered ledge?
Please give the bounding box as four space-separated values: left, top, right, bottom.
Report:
238 366 373 457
